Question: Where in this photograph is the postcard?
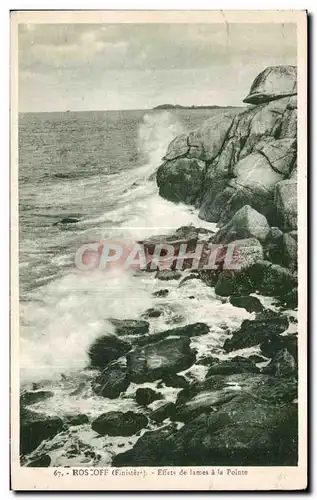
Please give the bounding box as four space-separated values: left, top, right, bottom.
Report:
10 9 307 490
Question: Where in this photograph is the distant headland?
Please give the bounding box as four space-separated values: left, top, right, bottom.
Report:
152 104 243 110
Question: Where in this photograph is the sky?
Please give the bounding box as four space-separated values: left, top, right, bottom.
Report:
18 23 297 112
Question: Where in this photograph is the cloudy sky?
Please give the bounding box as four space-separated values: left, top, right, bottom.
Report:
18 23 297 112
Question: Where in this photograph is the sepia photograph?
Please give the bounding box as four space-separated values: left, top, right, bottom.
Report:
10 9 307 490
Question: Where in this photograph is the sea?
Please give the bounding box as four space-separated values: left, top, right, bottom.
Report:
18 107 284 465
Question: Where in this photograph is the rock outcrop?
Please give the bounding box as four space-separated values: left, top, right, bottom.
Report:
156 65 297 233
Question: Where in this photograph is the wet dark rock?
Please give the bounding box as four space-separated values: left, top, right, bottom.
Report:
20 390 54 406
127 337 196 383
155 269 183 281
135 387 163 406
260 333 297 360
206 356 259 376
64 414 89 426
261 348 297 378
91 411 148 437
27 454 51 467
92 359 129 399
150 402 176 423
114 394 297 466
109 319 149 336
152 289 169 297
160 373 190 389
20 408 63 456
141 308 163 319
88 335 131 370
223 309 289 352
229 295 264 313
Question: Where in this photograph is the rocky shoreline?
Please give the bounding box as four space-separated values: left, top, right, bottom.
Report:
20 65 298 467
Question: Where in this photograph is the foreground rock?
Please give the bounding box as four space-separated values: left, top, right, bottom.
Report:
92 358 129 399
20 408 63 456
113 394 297 466
92 411 148 437
88 335 131 370
127 337 196 383
224 309 289 352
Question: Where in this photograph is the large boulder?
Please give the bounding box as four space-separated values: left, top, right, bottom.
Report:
213 206 270 244
88 335 131 370
91 411 148 437
127 336 196 383
156 157 206 206
274 179 297 231
243 66 297 105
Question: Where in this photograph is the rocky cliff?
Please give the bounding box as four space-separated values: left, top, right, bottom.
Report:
156 65 297 233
